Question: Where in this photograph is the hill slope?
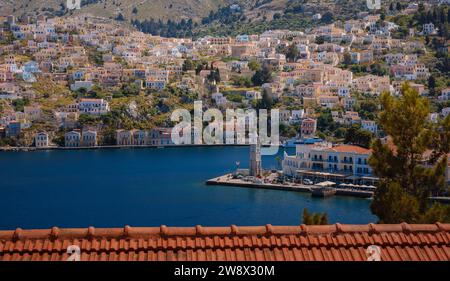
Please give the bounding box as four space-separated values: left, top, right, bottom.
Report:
0 0 256 21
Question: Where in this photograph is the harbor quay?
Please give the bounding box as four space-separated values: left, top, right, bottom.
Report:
206 141 375 199
205 174 374 199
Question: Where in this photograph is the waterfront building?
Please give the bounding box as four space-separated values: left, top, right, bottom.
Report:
249 141 262 177
148 128 173 146
81 130 97 147
133 130 147 146
283 143 375 184
116 130 133 146
65 131 81 147
34 132 49 148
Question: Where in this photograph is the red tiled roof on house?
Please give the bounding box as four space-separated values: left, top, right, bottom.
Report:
327 144 371 154
0 223 449 261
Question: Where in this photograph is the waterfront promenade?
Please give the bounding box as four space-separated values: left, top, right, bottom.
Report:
206 174 374 198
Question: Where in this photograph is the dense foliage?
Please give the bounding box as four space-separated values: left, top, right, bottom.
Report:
369 84 450 223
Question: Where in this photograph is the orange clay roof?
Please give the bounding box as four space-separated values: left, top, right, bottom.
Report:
0 223 449 261
326 145 371 154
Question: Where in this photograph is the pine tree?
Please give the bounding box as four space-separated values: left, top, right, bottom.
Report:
285 43 299 62
251 64 272 86
343 52 352 66
369 83 450 223
301 208 329 225
428 76 436 96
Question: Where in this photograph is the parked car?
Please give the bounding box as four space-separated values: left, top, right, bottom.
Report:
303 179 314 185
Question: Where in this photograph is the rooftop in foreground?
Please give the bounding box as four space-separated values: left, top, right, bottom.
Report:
1 223 449 261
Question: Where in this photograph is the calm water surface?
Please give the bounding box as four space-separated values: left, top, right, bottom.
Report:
0 146 377 229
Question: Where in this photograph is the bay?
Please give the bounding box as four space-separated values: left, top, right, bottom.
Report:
0 146 377 229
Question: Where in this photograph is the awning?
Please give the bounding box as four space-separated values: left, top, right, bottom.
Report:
316 181 336 187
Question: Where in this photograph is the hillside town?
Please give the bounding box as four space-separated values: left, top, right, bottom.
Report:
1 1 450 266
0 3 449 182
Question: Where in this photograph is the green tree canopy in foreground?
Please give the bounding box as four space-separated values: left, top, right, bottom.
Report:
369 83 450 223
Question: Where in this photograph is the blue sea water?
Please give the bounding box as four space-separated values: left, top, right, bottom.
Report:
0 146 377 230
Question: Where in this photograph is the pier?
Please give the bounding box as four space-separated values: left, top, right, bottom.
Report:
206 174 374 198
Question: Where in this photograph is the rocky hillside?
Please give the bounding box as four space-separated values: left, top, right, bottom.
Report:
0 0 257 21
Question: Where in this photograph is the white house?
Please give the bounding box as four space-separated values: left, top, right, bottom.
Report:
423 23 436 35
34 132 49 148
78 99 109 115
145 80 166 91
337 87 350 98
82 130 97 147
211 92 228 106
245 91 261 100
438 88 450 102
116 130 133 146
24 105 41 121
361 120 378 134
70 81 93 92
290 110 305 124
133 130 147 146
65 131 81 147
442 107 450 117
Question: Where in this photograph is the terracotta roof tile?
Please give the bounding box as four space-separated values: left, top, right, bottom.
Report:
0 223 449 261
